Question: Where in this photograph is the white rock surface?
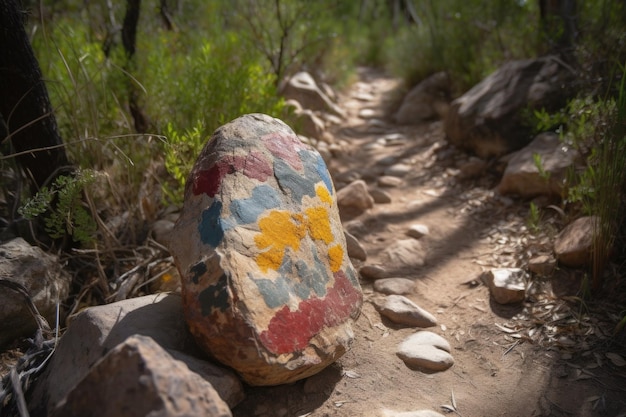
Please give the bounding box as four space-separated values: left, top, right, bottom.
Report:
406 224 430 239
396 331 454 372
483 268 527 304
374 295 437 328
373 278 416 295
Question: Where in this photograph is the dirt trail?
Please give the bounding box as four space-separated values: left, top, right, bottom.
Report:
232 68 626 417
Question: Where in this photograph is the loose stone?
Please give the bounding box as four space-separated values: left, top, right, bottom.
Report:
373 278 416 295
374 295 437 327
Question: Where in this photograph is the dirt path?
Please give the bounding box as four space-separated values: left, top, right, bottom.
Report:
231 68 626 417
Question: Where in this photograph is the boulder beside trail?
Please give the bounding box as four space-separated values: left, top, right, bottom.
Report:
394 72 451 124
170 113 363 386
444 56 571 158
498 132 577 198
0 237 70 347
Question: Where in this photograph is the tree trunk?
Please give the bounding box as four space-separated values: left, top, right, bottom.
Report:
0 0 72 190
122 0 149 133
539 0 578 58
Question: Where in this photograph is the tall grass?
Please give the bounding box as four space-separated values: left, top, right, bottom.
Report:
590 68 626 290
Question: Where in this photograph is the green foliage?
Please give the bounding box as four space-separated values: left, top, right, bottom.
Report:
532 153 551 182
383 0 537 92
162 122 206 206
19 170 98 244
526 202 541 234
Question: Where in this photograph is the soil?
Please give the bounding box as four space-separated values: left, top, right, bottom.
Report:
231 68 626 417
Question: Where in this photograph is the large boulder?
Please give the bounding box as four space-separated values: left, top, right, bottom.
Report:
498 132 578 197
170 113 363 386
0 237 70 347
281 72 346 119
28 294 244 415
50 335 232 417
444 56 571 158
394 72 451 124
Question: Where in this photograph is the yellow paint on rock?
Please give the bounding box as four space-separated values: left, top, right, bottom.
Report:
255 210 306 272
316 184 333 205
305 206 333 244
328 244 344 272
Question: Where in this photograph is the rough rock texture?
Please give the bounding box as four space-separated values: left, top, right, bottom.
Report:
29 294 244 415
344 230 367 261
445 56 570 158
554 216 597 267
281 72 346 118
482 268 527 304
528 255 556 276
337 179 375 218
0 237 70 347
169 114 362 386
382 239 426 269
394 72 451 124
373 278 416 295
373 295 437 327
498 132 577 197
396 331 454 372
51 335 232 417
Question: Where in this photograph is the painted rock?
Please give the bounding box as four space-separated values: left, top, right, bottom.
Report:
170 114 363 386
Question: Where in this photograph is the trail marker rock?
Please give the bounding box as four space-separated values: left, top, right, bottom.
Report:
170 114 363 386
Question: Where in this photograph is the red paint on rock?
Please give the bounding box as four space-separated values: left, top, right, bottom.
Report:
192 152 273 197
259 271 361 355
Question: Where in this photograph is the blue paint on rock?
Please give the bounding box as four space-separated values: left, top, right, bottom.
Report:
251 275 292 309
199 200 224 247
274 159 316 202
199 273 229 315
310 151 333 195
230 184 281 225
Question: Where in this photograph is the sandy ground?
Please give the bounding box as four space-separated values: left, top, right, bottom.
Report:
232 69 626 417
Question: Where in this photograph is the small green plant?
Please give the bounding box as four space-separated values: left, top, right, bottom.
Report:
162 122 207 206
19 170 98 244
527 202 541 234
532 152 551 181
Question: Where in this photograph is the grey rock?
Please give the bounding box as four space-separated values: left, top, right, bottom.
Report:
395 72 451 125
337 180 375 215
396 331 454 372
497 133 577 198
528 255 556 276
382 239 426 269
51 335 232 417
445 56 571 158
482 268 527 304
29 294 243 415
369 188 393 204
374 295 437 327
373 278 416 295
344 230 367 261
0 238 70 347
554 216 597 268
378 176 403 188
292 109 326 141
406 224 430 239
281 72 345 118
384 163 413 177
359 264 389 280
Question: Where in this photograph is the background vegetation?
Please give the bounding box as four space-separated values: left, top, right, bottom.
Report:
1 0 624 301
